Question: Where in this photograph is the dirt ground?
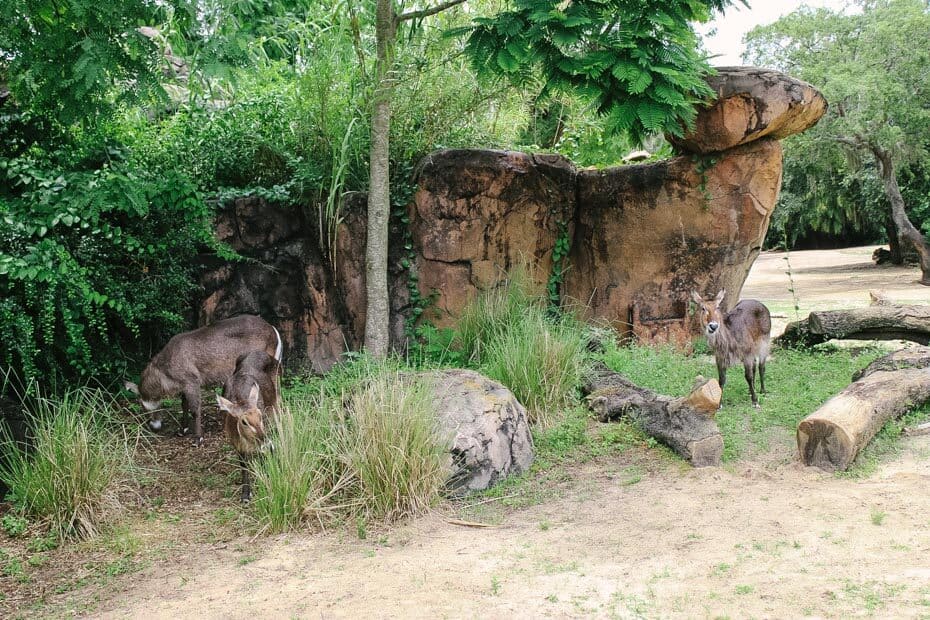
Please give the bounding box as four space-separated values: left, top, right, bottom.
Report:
13 247 930 618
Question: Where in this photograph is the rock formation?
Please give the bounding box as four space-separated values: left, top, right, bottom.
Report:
199 67 826 365
424 369 534 492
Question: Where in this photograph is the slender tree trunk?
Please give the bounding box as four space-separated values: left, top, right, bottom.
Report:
871 145 930 285
364 0 396 357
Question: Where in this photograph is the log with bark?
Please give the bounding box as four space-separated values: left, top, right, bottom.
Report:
797 346 930 471
776 304 930 347
583 365 723 467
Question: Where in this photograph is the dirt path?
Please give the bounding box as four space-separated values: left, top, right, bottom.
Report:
71 248 930 618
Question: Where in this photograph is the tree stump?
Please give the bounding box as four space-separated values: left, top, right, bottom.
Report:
583 365 723 467
797 346 930 471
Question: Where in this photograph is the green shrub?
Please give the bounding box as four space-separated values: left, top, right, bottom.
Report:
480 313 589 426
0 388 136 539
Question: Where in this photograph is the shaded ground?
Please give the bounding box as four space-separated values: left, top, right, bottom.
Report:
4 246 930 619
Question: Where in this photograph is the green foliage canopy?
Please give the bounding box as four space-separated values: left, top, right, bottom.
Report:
457 0 744 144
745 0 930 247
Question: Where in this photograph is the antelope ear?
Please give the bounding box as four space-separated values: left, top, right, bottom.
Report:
216 395 235 413
690 290 704 304
124 381 139 396
715 289 726 304
247 384 260 408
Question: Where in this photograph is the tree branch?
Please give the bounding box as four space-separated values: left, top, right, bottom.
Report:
397 0 468 23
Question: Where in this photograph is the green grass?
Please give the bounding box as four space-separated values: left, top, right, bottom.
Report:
453 266 592 426
0 388 137 539
601 342 885 461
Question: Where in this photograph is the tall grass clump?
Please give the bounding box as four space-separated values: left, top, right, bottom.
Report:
0 388 135 539
348 373 450 521
253 360 449 531
455 267 591 425
251 393 352 532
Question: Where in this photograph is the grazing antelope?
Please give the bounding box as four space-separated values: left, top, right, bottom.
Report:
216 350 281 502
125 315 283 445
691 290 771 408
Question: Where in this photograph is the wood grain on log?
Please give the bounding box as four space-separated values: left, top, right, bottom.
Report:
584 365 723 467
807 306 930 345
797 346 930 471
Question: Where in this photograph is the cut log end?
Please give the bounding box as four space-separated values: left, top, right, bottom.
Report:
684 377 722 417
797 419 854 472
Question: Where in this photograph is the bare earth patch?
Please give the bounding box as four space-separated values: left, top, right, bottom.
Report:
6 246 930 618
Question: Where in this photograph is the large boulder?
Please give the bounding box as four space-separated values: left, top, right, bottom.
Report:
423 369 534 493
669 66 827 154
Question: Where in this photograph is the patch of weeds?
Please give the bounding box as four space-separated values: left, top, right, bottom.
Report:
538 520 551 531
238 554 259 566
212 507 239 527
490 575 501 596
712 563 731 576
104 557 136 578
356 516 367 540
2 513 28 537
27 553 47 568
735 584 754 595
26 532 58 553
843 580 904 614
541 560 579 575
545 594 558 603
870 508 887 526
0 548 29 583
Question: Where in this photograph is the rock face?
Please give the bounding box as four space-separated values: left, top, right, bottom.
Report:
411 150 575 327
566 139 784 345
669 66 827 154
199 193 408 373
424 369 534 492
197 67 825 363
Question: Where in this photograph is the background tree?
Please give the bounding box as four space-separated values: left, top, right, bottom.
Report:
745 0 930 284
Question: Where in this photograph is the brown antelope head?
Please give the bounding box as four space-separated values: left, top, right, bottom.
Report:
216 384 270 455
691 289 726 336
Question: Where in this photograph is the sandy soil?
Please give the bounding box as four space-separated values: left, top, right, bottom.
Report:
55 248 930 618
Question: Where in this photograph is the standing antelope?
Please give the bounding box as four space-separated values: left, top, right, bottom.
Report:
691 290 771 408
216 350 281 502
125 314 283 445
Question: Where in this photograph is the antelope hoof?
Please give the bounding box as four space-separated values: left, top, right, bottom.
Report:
148 419 163 432
192 435 205 448
240 490 252 503
752 402 761 410
176 426 191 437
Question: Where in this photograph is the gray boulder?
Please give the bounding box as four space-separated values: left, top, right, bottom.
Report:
423 369 534 493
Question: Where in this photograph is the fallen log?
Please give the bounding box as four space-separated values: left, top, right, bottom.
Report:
776 304 930 347
808 305 930 345
584 365 723 467
797 346 930 471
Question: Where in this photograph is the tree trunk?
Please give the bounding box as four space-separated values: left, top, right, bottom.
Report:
364 0 395 357
871 145 930 285
797 346 930 471
885 217 904 265
583 366 724 467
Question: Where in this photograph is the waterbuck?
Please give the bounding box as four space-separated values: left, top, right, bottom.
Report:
216 350 281 501
125 315 283 445
691 290 771 408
